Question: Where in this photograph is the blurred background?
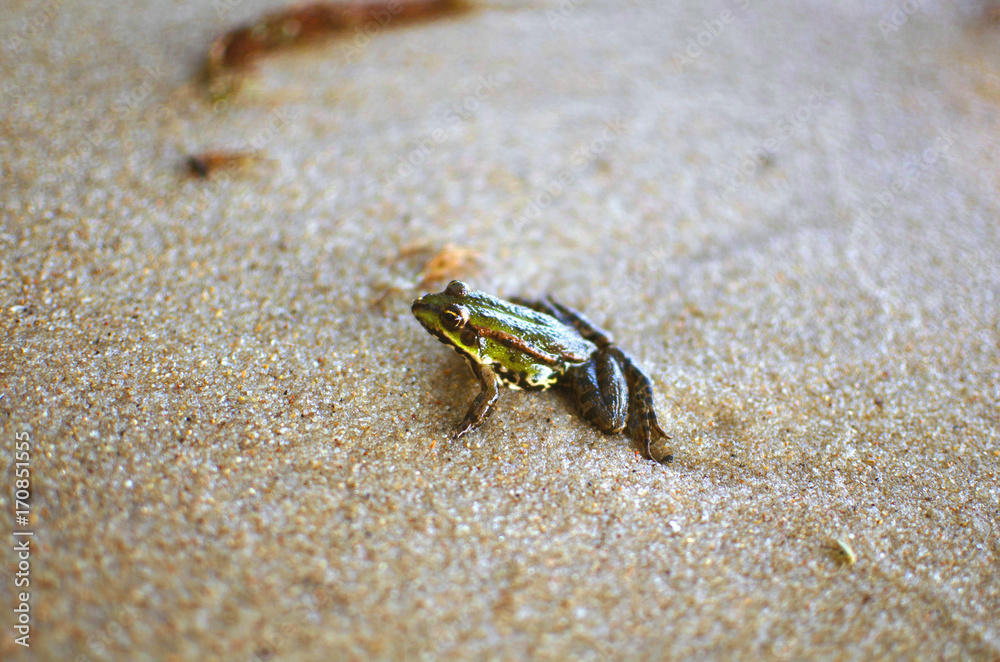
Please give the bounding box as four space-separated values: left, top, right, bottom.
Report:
2 0 998 659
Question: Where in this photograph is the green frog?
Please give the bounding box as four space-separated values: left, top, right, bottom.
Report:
411 280 672 463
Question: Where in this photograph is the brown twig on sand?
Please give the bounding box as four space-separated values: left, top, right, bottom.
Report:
201 0 472 100
184 151 262 179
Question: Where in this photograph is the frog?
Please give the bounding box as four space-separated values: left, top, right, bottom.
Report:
411 280 672 463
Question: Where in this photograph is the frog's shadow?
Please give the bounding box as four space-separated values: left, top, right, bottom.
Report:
542 386 674 463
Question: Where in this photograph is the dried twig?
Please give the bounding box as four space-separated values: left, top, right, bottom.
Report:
201 0 472 99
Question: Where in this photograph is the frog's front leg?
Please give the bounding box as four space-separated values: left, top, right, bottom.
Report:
454 360 502 440
567 347 629 435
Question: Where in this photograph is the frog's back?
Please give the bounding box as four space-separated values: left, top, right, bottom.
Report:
467 293 595 363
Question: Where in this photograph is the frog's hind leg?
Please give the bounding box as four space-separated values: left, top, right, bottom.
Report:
511 297 614 348
513 294 673 463
566 348 628 435
617 352 673 463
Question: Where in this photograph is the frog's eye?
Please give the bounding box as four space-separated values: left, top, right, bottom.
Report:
442 304 469 330
444 280 469 298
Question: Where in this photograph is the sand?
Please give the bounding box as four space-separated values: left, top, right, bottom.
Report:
1 0 998 659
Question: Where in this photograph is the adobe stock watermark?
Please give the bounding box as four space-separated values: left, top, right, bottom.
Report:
12 430 34 648
246 587 336 661
672 0 751 72
856 128 954 224
212 0 248 20
3 0 66 53
509 117 627 232
848 128 955 299
338 0 418 62
73 605 141 661
73 63 166 163
382 73 508 188
3 81 29 119
194 107 294 201
546 0 586 29
621 245 673 291
878 0 930 40
717 84 833 200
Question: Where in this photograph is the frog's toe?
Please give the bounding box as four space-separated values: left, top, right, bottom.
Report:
645 428 674 463
453 413 486 441
628 404 672 462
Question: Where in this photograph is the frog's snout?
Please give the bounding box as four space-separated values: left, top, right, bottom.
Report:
411 297 436 330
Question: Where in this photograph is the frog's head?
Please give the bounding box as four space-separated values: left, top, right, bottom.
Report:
411 280 483 358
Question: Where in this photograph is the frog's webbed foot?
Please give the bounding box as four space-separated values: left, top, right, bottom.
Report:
619 353 673 464
453 360 502 441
